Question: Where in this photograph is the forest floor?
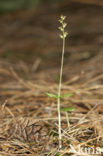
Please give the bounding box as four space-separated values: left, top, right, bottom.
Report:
0 1 103 155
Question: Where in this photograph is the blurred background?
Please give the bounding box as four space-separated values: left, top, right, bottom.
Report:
0 0 103 82
0 0 63 12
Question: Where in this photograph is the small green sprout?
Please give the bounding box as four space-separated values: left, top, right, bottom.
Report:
46 15 72 149
57 15 68 149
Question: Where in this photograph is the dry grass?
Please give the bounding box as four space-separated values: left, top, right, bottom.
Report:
0 50 103 155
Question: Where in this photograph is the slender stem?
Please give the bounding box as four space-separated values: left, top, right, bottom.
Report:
65 112 70 128
58 34 65 149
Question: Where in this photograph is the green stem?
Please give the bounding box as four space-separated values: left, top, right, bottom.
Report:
65 112 70 128
58 33 65 149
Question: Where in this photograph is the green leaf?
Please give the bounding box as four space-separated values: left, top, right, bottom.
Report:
61 107 75 112
46 93 58 98
60 93 72 98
